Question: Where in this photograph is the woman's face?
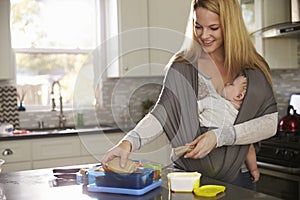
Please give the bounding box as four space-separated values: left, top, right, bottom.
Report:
193 7 224 56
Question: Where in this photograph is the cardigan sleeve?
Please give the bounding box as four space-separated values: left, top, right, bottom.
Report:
214 112 278 147
122 113 164 151
214 68 278 147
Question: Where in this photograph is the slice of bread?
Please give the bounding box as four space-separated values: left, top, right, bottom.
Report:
106 157 137 174
174 145 195 157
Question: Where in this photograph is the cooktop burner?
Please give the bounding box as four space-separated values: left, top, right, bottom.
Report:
264 131 300 149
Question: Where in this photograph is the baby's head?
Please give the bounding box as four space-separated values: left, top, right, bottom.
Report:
222 75 247 109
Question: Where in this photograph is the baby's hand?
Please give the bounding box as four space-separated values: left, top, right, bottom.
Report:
250 168 260 183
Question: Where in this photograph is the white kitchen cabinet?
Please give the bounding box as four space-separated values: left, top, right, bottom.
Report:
0 0 14 80
0 133 125 173
0 140 32 173
106 0 190 77
33 157 83 169
106 0 150 78
261 0 298 69
80 132 125 163
32 136 82 169
0 130 171 172
244 0 299 69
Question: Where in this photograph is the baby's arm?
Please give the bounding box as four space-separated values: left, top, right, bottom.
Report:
222 75 247 110
246 144 260 183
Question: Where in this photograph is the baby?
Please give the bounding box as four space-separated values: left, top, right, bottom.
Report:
197 75 259 183
221 75 259 183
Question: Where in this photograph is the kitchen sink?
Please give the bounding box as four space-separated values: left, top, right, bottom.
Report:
28 124 117 135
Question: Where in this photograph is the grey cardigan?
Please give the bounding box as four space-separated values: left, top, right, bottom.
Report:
151 61 277 182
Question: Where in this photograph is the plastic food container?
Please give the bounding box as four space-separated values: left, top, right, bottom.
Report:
142 162 162 180
95 167 154 189
167 172 201 192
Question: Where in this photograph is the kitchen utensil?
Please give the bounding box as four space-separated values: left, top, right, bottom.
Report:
279 105 300 132
53 173 77 179
52 168 81 173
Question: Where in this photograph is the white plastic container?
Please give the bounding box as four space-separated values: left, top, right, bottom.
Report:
0 124 13 134
167 172 201 192
0 159 4 173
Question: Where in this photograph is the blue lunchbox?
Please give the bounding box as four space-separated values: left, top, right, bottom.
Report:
95 167 154 189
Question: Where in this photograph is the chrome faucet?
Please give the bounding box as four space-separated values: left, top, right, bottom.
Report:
51 81 66 128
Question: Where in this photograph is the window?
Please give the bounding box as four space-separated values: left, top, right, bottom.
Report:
10 0 102 110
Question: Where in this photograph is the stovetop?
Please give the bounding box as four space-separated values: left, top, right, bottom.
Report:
261 131 300 150
257 131 300 168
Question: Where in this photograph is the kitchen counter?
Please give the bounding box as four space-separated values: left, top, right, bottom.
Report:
0 164 281 200
0 125 122 141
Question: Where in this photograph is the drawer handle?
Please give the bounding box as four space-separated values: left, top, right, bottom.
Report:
2 148 13 156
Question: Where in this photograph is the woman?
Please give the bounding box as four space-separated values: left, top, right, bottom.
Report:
102 0 278 189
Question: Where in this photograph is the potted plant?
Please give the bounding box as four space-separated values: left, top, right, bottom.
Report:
142 99 155 116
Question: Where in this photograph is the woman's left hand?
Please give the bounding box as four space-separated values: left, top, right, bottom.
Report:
184 130 217 159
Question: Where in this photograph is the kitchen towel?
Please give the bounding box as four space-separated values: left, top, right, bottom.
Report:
0 86 19 128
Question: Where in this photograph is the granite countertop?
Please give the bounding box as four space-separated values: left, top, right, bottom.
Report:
0 164 280 200
0 125 124 141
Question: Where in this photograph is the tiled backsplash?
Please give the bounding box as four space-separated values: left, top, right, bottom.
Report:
17 67 300 130
272 67 300 120
18 77 164 129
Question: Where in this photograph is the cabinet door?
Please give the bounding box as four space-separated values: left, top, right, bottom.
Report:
247 0 299 69
32 136 81 160
0 140 32 172
33 157 83 169
32 136 82 169
148 0 190 76
107 0 150 77
80 132 125 161
262 0 298 69
0 140 31 163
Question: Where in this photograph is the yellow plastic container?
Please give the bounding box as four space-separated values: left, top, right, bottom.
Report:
167 172 201 192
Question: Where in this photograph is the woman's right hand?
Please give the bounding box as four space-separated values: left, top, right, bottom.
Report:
184 130 217 159
101 140 132 170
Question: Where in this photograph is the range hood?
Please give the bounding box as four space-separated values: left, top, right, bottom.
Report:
251 0 300 38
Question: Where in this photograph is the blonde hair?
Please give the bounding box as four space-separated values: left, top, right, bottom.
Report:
174 0 273 86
